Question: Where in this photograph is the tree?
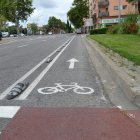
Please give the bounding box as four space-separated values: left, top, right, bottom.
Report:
31 22 38 34
0 14 8 31
67 0 89 28
5 25 17 34
66 19 70 32
69 24 72 33
0 0 35 36
126 0 140 3
48 16 67 33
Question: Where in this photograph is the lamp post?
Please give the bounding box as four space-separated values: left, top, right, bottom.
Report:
118 0 121 25
37 15 43 35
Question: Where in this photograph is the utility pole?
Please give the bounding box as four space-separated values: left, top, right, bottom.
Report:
118 0 121 25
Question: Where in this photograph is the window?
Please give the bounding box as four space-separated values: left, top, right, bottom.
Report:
99 9 101 13
106 8 108 12
114 6 118 10
122 5 127 10
132 4 137 9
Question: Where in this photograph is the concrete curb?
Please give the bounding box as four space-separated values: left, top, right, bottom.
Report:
84 36 140 107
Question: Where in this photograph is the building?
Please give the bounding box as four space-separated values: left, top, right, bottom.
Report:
89 0 139 29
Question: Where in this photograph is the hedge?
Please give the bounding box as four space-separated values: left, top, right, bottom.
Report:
90 27 108 35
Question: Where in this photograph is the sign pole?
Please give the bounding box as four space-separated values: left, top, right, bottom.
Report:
118 0 121 25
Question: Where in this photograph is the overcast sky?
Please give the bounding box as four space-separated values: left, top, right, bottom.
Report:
10 0 74 28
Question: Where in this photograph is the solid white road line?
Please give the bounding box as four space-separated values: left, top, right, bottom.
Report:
18 44 28 48
0 36 74 100
18 35 76 100
0 106 20 118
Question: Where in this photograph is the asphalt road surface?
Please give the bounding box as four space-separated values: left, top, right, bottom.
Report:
0 34 140 139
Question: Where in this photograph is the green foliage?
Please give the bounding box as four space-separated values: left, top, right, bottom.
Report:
0 14 8 31
66 20 72 33
5 25 17 34
112 25 120 34
138 23 140 35
42 25 50 33
67 0 89 28
0 0 35 35
90 28 108 35
31 22 38 34
48 16 66 31
87 34 140 65
106 26 115 34
69 24 72 33
120 22 139 34
66 19 69 31
0 0 35 22
123 11 140 23
107 25 120 34
126 0 140 3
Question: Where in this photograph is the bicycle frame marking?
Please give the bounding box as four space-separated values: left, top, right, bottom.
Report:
38 83 94 95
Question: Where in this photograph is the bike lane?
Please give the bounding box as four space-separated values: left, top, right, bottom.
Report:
1 35 140 139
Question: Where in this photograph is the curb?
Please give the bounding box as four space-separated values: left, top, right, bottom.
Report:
84 36 140 108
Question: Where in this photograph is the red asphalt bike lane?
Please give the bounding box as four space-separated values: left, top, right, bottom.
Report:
0 107 140 140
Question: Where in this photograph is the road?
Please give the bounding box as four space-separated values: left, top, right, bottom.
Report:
0 34 140 139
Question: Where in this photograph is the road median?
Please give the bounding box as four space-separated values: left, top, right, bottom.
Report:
84 36 140 108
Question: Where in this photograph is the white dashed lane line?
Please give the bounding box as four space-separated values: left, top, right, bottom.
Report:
17 44 28 48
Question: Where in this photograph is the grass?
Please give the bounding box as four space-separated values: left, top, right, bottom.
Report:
87 34 140 66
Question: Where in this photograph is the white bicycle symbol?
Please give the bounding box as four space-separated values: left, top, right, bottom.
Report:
38 83 94 95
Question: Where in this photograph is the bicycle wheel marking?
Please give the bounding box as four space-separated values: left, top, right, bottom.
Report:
37 83 94 95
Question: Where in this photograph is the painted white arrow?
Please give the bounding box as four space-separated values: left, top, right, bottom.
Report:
67 58 79 69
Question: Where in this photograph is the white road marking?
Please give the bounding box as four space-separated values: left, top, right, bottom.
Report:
67 58 79 69
0 106 20 118
0 37 74 100
38 83 94 95
18 35 76 100
127 113 135 118
117 106 122 109
18 44 28 48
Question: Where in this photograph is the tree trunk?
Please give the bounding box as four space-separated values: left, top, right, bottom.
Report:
17 20 20 36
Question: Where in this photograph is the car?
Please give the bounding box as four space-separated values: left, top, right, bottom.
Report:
2 32 9 37
20 33 25 36
14 34 18 37
10 34 14 37
48 31 52 35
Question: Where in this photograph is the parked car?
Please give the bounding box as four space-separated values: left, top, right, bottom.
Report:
2 32 9 37
14 34 18 37
10 34 14 37
20 33 25 36
48 31 52 35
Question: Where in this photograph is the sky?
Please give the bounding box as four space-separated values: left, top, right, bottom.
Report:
9 0 74 28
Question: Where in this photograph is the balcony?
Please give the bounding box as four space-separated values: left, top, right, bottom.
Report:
98 1 109 7
91 9 97 17
98 12 109 17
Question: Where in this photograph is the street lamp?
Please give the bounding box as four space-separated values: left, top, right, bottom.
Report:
118 0 121 25
37 15 43 35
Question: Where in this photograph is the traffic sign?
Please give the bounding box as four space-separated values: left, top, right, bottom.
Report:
27 24 31 28
82 17 87 22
